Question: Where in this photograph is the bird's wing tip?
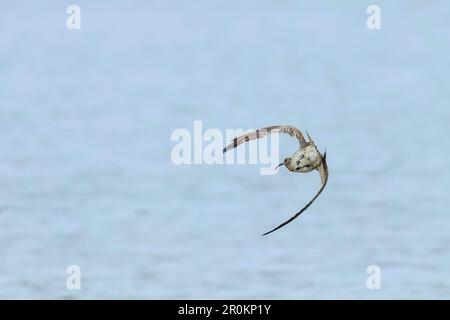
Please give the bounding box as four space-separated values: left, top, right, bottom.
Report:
261 229 275 236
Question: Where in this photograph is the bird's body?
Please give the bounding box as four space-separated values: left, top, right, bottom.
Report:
223 125 328 236
287 144 321 173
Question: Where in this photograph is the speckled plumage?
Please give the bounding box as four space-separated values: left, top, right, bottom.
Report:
223 125 328 236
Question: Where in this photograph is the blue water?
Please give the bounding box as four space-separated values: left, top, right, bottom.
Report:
1 1 450 299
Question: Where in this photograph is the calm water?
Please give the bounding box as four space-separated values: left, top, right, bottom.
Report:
1 1 450 299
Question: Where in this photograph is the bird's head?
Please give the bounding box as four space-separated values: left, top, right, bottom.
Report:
275 157 292 171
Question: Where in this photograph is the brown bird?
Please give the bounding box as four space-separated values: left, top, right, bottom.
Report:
223 125 328 236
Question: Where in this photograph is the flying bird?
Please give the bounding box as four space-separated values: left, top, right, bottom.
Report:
223 125 328 236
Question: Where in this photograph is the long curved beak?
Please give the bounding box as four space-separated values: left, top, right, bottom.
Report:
274 162 284 170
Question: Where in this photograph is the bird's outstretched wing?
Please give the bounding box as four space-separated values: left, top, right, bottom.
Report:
222 125 308 153
262 152 328 236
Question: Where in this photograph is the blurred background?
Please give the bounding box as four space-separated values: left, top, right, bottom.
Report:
0 0 449 299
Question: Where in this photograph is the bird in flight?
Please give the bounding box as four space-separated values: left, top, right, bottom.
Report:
223 125 328 236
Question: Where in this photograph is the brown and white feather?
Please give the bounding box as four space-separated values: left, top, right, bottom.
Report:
223 125 308 153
